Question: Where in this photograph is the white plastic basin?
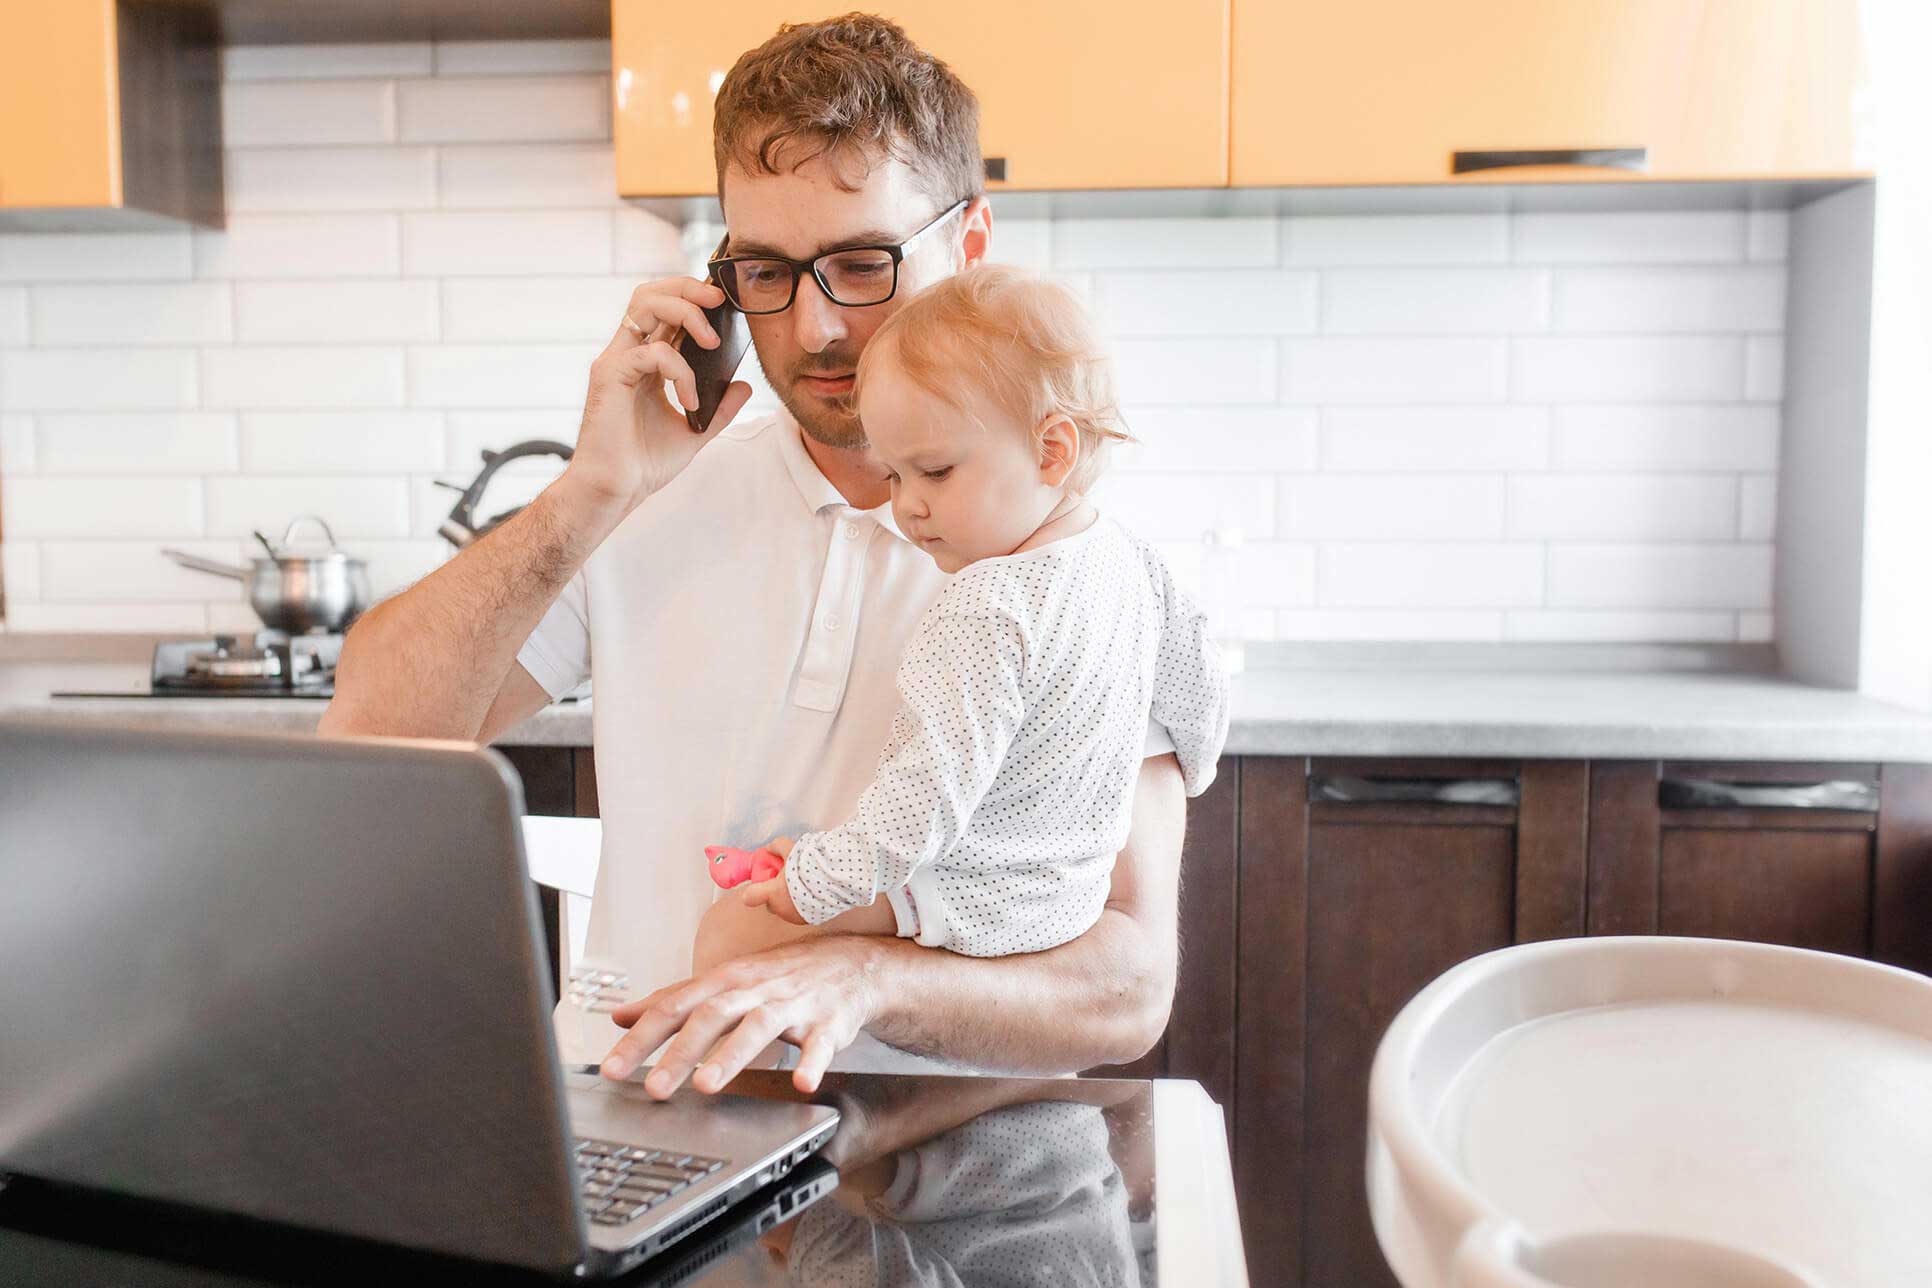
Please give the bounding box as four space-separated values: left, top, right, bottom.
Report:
1367 936 1932 1287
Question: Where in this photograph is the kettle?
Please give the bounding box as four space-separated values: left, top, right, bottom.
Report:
438 440 574 548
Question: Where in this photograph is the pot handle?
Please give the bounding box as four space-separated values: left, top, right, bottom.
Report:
162 549 251 582
279 514 341 552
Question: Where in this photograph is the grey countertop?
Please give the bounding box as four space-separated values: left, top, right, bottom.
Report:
8 649 1932 762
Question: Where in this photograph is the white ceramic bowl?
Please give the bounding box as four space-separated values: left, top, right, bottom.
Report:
1367 936 1932 1288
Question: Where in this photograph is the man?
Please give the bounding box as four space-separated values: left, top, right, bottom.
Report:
318 14 1186 1098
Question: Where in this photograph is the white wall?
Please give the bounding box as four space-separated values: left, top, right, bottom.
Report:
0 38 1786 644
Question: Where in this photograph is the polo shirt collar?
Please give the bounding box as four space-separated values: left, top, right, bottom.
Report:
775 410 907 540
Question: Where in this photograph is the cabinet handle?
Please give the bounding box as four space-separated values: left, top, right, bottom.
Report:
984 157 1008 182
1657 777 1879 812
1451 147 1648 175
1310 775 1519 807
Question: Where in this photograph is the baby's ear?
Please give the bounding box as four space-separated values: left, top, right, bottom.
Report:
1037 414 1080 486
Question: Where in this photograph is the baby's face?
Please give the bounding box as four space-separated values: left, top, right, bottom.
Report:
857 357 1063 573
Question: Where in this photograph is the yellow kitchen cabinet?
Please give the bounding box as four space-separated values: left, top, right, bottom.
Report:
614 0 1230 198
1232 0 1868 186
0 0 221 226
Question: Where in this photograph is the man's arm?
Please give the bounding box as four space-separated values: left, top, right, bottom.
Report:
316 275 751 741
602 752 1187 1097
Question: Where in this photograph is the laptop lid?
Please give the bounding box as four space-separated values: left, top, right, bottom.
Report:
0 718 585 1272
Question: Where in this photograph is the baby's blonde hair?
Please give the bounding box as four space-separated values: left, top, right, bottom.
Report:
854 263 1133 493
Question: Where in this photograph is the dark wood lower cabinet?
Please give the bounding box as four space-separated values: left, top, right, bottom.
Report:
494 745 1932 1288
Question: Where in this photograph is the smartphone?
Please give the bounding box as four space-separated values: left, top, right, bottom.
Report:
672 233 752 434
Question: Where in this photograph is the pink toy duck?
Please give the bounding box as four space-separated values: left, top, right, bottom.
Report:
705 844 786 890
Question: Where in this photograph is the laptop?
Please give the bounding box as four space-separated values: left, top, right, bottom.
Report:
0 717 839 1278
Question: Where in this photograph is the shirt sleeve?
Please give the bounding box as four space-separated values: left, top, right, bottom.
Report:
1146 550 1231 798
514 568 591 701
784 611 1027 926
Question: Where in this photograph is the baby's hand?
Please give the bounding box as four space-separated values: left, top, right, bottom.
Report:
741 874 804 923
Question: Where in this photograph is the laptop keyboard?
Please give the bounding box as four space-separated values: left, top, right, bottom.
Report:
573 1136 727 1227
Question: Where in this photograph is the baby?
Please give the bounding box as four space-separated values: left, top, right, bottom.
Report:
720 263 1228 959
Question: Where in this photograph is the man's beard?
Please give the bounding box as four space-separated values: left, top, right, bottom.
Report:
769 348 867 451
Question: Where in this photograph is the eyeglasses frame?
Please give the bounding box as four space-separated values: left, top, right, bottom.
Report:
706 197 972 315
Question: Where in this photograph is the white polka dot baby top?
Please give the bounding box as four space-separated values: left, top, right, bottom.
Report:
783 514 1231 957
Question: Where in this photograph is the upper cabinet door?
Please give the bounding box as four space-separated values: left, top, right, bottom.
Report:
0 0 121 210
614 0 1230 198
1231 0 1868 187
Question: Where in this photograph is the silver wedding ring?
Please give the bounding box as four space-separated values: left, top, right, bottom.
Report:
621 312 645 337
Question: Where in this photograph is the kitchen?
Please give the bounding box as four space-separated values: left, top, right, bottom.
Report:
3 0 1931 1285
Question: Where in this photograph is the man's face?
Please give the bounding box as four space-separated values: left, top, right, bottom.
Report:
720 150 986 452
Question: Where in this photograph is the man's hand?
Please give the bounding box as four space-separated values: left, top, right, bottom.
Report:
564 276 753 518
600 935 883 1098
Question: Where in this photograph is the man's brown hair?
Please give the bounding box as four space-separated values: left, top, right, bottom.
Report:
713 13 983 208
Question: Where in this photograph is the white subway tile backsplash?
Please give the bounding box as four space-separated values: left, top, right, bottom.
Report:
1090 473 1276 540
433 39 612 76
2 350 198 411
1322 407 1550 472
222 43 433 81
36 413 238 475
1318 543 1545 608
32 282 233 346
1109 339 1276 405
1747 211 1790 263
1281 475 1506 539
2 477 203 538
438 143 618 209
2 602 208 632
1548 544 1773 609
194 214 401 278
441 277 633 341
1323 268 1549 334
201 347 407 409
1091 271 1316 336
1285 214 1508 266
206 476 412 538
1554 267 1785 334
0 287 25 345
236 281 439 343
0 44 1799 645
1554 405 1779 472
407 344 593 408
1745 336 1784 401
226 146 438 213
0 232 191 282
398 75 610 143
0 416 33 472
40 541 249 603
1505 610 1738 643
402 211 611 276
1509 475 1739 540
1514 212 1746 264
1283 338 1508 403
1 540 39 602
222 80 398 146
983 218 1052 271
1114 407 1318 473
1514 336 1744 402
1276 609 1505 641
611 209 687 275
1053 218 1277 269
241 412 446 473
1739 475 1778 541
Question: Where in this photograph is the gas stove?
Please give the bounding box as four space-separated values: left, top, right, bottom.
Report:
150 632 342 697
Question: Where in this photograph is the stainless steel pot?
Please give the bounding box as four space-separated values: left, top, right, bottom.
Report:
163 515 372 634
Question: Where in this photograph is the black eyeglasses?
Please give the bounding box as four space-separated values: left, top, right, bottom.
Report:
708 199 969 315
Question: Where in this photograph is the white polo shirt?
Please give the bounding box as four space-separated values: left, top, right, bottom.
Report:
518 412 949 1063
